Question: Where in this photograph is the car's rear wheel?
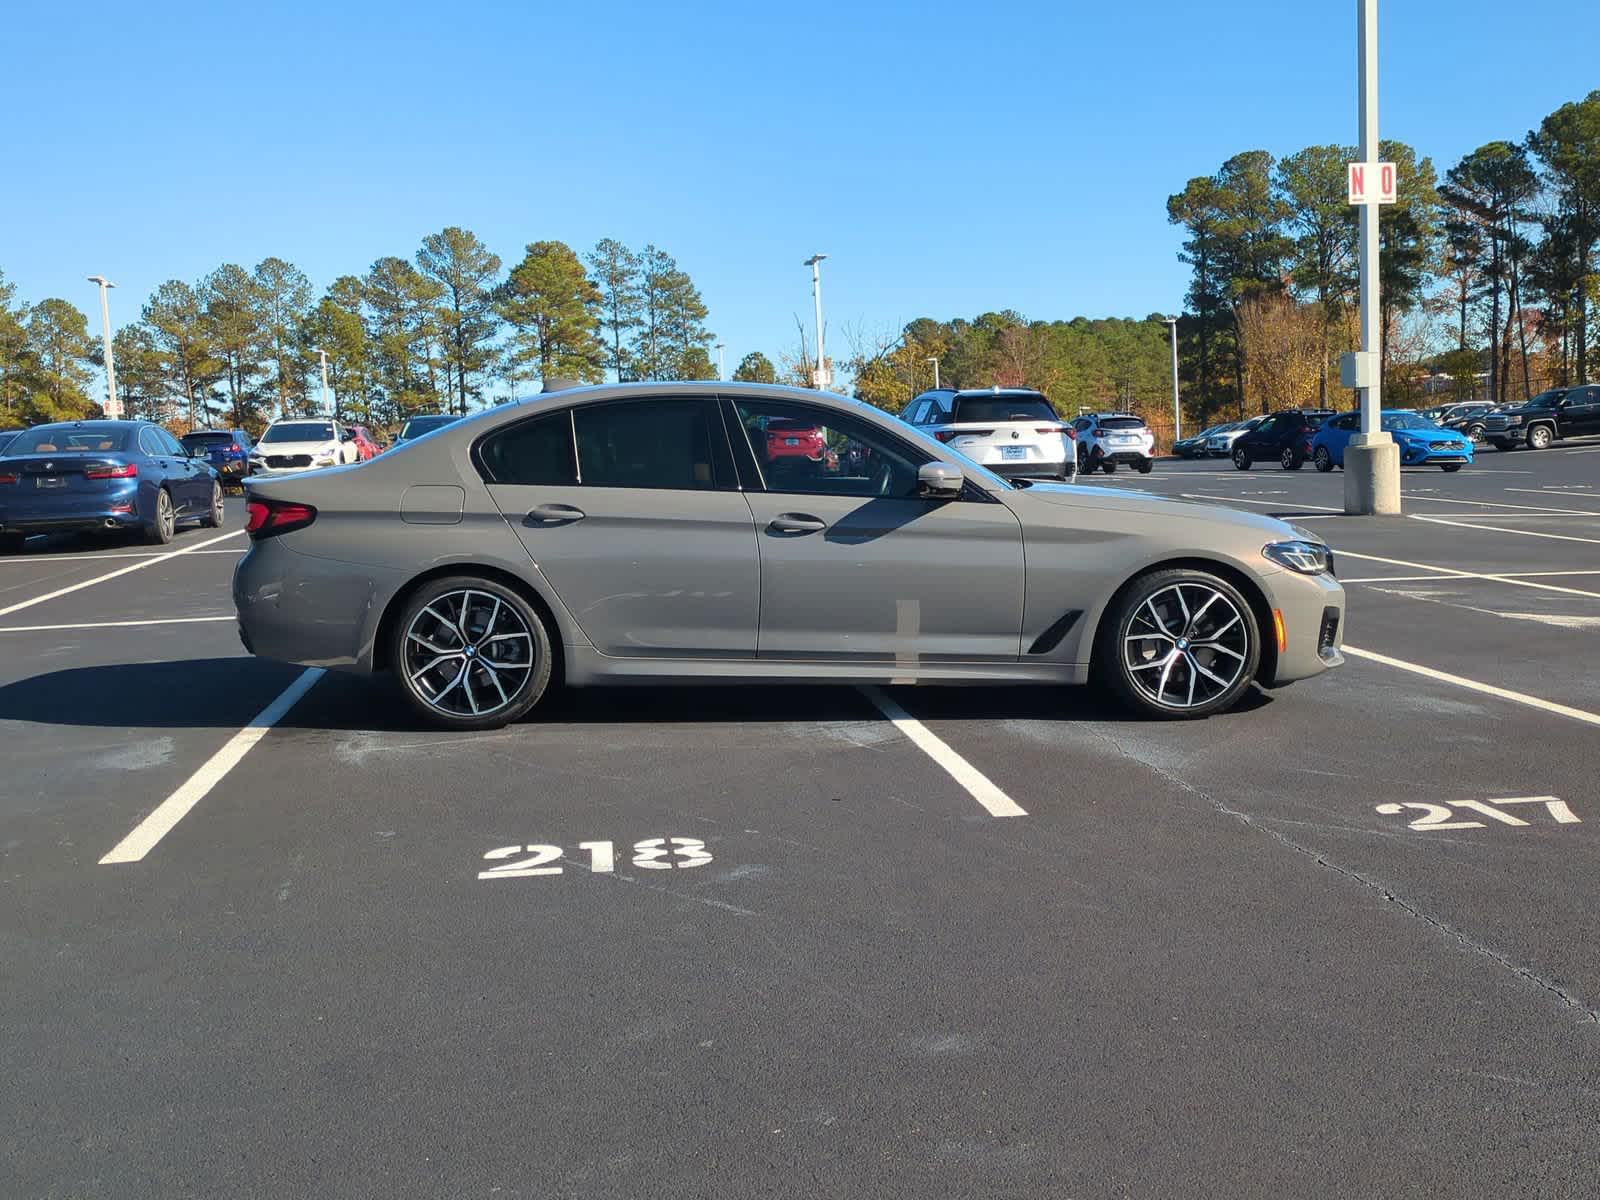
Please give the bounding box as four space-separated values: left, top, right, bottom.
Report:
1099 569 1261 719
1136 458 1153 474
0 532 26 556
1233 448 1251 470
1313 446 1334 472
393 576 553 730
1100 461 1117 474
200 481 224 528
1466 423 1485 444
145 488 175 545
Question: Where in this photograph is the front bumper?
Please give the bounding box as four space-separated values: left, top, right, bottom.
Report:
1263 569 1346 685
1400 442 1472 466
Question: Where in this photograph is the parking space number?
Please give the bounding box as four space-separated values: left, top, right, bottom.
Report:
477 837 713 880
1375 796 1579 832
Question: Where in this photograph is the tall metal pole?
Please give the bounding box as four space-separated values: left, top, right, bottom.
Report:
804 254 828 388
928 357 940 389
715 342 726 381
316 349 331 414
1343 0 1400 514
87 277 118 418
1163 316 1181 443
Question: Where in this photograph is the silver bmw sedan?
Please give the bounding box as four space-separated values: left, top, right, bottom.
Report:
233 383 1344 729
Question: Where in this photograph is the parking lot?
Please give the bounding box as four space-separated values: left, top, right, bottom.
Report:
5 443 1600 1198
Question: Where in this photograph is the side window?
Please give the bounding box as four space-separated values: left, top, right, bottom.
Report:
158 429 187 456
731 399 930 499
572 397 722 491
904 399 930 425
477 412 578 485
138 428 163 456
1253 416 1278 435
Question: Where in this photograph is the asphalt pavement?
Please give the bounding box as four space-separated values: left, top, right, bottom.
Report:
4 441 1599 1199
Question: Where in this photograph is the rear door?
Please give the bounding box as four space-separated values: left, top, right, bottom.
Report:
725 395 1025 662
1563 386 1600 436
480 396 760 657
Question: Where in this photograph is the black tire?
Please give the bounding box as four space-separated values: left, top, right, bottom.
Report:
1279 447 1303 470
1077 445 1090 473
1466 424 1485 444
1096 568 1262 720
1101 461 1117 475
200 481 224 528
0 531 26 556
391 575 554 731
1441 463 1463 473
1313 446 1334 472
1233 448 1251 470
1490 439 1515 452
1136 458 1153 474
145 488 176 545
1527 424 1553 450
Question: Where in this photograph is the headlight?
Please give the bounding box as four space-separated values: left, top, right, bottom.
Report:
1507 415 1523 424
1264 539 1333 575
313 455 336 466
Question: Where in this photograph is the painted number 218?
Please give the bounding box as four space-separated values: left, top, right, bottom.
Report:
477 838 712 880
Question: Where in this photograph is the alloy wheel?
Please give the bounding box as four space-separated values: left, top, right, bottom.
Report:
1121 582 1250 711
402 589 535 719
157 491 174 537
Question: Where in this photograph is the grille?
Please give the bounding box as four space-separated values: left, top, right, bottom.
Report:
265 454 311 468
1483 415 1511 431
1318 606 1341 654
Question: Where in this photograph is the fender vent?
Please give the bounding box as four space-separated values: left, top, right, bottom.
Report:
1028 609 1082 655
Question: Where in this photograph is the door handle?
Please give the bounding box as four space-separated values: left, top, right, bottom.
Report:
526 503 586 524
768 513 827 534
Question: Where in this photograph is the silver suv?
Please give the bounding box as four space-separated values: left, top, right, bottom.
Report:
902 388 1075 480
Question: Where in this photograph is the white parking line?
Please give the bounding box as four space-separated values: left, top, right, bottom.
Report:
1410 514 1600 546
1344 645 1600 729
0 615 234 633
859 686 1026 818
1403 495 1600 516
1333 549 1600 599
1340 569 1600 585
0 548 244 565
0 531 245 619
99 668 324 865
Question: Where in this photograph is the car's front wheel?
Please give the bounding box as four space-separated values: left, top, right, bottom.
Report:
1466 423 1485 444
1233 448 1251 470
1098 568 1261 719
1527 425 1553 450
1441 463 1463 473
392 576 554 730
1313 446 1334 472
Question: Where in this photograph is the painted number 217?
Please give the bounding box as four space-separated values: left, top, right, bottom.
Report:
477 838 712 880
1375 796 1579 832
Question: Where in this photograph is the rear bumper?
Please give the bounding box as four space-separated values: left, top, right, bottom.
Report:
984 459 1072 479
233 537 403 672
1093 448 1154 465
0 483 144 533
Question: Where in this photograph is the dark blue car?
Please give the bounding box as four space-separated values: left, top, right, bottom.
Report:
0 420 224 552
181 427 255 485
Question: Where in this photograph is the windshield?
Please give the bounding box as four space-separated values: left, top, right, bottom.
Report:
399 415 459 440
7 426 132 454
1525 391 1563 409
953 396 1056 423
262 422 334 444
1381 412 1434 431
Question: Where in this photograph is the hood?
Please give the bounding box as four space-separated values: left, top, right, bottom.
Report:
1392 426 1464 442
1012 480 1301 539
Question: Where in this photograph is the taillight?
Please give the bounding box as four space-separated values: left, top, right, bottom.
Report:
229 443 241 452
935 429 993 442
245 498 317 538
85 463 138 480
1035 425 1067 435
0 472 17 486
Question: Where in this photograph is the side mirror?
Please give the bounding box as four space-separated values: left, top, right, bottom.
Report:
917 461 963 499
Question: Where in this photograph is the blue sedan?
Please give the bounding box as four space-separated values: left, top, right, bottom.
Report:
1311 410 1474 473
0 420 224 551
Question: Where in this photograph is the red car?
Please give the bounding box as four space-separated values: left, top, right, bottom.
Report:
349 425 383 461
764 417 827 462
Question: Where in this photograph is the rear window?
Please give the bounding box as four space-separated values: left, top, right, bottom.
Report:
181 432 236 446
1096 417 1146 430
399 415 460 439
262 422 334 443
8 427 131 454
767 418 819 433
1302 413 1330 428
952 397 1057 423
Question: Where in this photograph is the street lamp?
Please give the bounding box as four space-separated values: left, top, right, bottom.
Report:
715 342 726 381
312 347 333 416
803 254 828 389
927 356 940 389
86 276 118 418
1162 316 1181 444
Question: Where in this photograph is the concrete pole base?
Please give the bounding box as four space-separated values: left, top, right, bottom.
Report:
1343 432 1401 515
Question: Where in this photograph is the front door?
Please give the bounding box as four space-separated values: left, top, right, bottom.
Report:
480 396 760 657
725 396 1025 662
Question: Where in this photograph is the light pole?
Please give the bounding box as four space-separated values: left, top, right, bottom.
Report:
86 276 118 418
928 356 940 389
1162 316 1181 444
804 253 828 389
715 342 726 381
313 348 332 416
1342 0 1400 514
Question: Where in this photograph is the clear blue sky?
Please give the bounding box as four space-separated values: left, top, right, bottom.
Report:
4 0 1595 379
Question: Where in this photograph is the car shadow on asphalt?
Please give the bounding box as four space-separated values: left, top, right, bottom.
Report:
0 657 1274 733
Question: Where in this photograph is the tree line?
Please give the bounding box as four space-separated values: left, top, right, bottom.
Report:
1165 89 1600 423
0 233 717 434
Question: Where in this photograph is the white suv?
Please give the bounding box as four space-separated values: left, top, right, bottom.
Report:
1073 413 1155 474
249 419 360 475
902 388 1075 481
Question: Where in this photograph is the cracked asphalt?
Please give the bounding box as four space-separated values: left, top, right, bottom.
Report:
3 440 1599 1198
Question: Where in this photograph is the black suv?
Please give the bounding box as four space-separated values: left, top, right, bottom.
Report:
1484 386 1600 451
1230 409 1334 470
